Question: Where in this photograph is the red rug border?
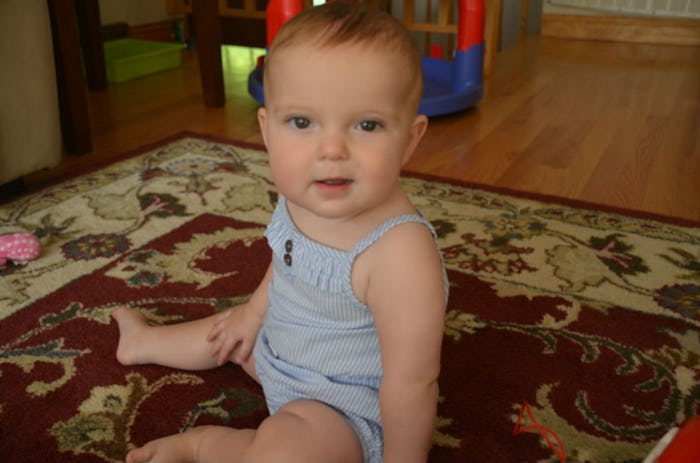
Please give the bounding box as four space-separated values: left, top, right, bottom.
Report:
9 131 700 229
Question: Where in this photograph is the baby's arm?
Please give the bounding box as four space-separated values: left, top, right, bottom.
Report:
208 262 272 366
367 224 446 463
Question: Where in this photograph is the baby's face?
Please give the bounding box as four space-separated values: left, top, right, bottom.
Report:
258 42 426 223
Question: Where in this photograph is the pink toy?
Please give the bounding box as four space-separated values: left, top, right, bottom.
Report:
0 232 41 267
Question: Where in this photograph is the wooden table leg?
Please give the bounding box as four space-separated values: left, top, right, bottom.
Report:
47 0 92 155
75 0 107 91
483 0 502 75
192 0 225 107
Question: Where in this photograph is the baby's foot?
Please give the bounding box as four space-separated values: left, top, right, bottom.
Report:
126 429 199 463
111 307 150 365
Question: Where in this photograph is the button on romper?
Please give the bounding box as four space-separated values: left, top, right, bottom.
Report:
253 195 446 463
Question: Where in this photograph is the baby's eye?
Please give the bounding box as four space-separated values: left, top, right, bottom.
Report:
357 120 381 132
288 117 311 129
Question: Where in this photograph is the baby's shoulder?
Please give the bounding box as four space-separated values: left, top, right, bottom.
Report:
378 218 438 255
359 218 441 276
352 218 442 305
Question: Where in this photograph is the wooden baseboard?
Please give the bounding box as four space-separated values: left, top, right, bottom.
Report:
129 20 180 43
542 14 700 46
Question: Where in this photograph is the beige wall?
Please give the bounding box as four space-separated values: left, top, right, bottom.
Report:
98 0 176 26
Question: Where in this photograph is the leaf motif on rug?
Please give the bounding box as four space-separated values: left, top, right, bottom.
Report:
659 247 700 282
87 188 144 222
180 387 266 431
432 396 462 449
547 243 631 293
444 310 488 341
0 338 88 397
106 226 262 290
50 372 203 462
219 182 276 221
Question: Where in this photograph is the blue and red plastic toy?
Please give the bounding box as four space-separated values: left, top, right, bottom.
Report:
248 0 485 117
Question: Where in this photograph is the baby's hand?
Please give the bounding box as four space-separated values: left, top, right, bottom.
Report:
207 305 263 366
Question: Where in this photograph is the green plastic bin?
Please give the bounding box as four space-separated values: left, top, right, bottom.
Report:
104 39 184 83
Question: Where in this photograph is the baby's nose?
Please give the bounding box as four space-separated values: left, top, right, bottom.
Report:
318 131 349 160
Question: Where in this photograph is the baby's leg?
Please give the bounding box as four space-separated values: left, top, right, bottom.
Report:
240 400 363 463
126 400 362 463
112 307 221 371
125 426 255 463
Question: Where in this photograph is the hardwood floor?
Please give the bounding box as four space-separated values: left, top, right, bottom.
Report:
23 36 700 222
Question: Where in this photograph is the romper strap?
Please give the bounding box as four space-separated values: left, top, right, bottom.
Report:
347 212 449 303
348 213 436 260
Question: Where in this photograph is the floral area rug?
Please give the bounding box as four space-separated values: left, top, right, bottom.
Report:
1 133 698 463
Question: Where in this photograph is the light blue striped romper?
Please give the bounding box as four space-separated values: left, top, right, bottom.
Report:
253 195 446 463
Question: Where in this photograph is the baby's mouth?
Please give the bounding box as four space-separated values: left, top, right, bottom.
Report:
316 178 352 186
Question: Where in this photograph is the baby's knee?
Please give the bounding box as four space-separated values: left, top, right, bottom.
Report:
243 412 301 456
242 401 362 463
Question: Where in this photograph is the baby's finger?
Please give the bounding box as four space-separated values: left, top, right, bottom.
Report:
218 338 239 366
209 345 220 361
206 327 219 342
235 339 253 364
207 319 226 341
209 329 231 356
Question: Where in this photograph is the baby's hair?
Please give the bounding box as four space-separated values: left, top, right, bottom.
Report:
264 2 424 111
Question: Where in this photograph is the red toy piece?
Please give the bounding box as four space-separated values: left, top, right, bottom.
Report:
653 416 700 463
265 0 303 47
457 0 484 51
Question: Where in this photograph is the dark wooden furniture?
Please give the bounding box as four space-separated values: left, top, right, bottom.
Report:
47 0 227 156
191 0 225 107
47 0 98 155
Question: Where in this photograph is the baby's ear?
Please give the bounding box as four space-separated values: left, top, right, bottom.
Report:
402 114 429 165
257 107 268 146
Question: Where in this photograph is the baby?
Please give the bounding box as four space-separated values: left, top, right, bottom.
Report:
112 3 447 462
